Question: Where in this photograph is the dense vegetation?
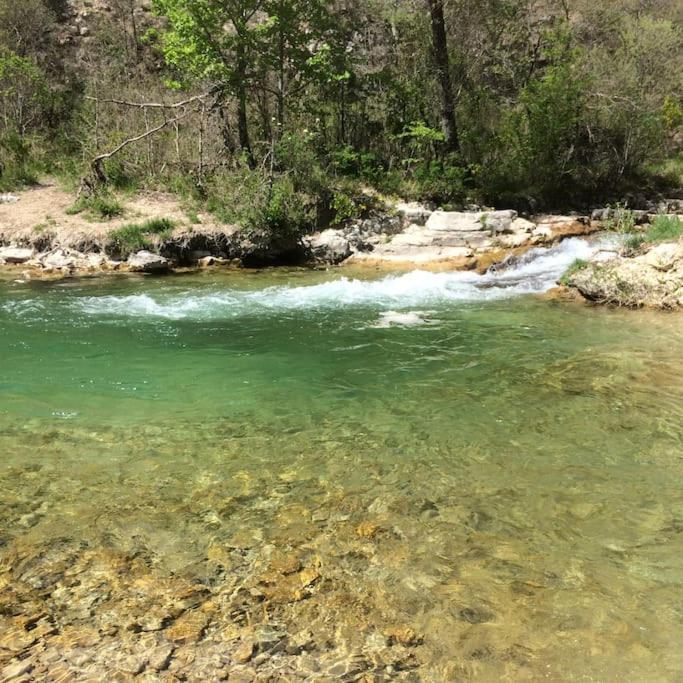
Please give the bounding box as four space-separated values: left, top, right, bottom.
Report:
1 0 681 234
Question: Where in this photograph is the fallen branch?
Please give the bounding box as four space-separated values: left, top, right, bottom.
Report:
79 107 194 197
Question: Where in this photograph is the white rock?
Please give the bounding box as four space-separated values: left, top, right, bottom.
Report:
42 249 79 270
426 211 486 233
498 232 531 248
481 210 518 233
127 250 170 273
509 217 536 234
0 247 34 264
638 241 681 271
306 229 351 263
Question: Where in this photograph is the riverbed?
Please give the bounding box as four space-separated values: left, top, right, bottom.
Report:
1 238 682 680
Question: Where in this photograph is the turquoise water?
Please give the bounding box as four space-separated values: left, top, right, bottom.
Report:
1 249 682 680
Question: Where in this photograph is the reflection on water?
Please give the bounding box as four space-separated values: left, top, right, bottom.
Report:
0 266 682 681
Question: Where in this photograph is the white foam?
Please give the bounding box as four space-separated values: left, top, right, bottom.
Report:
7 237 608 321
373 311 433 328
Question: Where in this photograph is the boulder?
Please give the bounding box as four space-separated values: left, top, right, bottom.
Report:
128 250 170 273
532 215 594 242
0 247 34 264
238 228 306 267
198 256 218 267
509 217 536 234
306 229 352 264
41 248 80 270
481 210 518 233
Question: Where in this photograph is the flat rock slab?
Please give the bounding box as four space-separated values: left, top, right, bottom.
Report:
0 247 34 264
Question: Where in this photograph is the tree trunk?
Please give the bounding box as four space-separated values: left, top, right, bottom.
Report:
276 0 286 137
427 0 459 152
236 51 255 168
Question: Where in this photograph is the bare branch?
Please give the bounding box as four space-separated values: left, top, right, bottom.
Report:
84 92 211 110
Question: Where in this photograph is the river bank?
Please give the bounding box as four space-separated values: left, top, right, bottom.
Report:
0 181 605 275
2 183 682 309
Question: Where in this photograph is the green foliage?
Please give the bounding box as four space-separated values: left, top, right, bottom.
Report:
397 121 445 144
662 96 683 131
559 259 589 286
2 0 682 229
107 218 175 256
0 132 40 190
258 176 314 234
331 192 357 225
413 161 469 205
625 215 683 251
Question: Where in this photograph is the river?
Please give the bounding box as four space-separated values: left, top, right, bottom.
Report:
1 237 682 680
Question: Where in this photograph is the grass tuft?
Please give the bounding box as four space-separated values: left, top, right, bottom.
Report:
66 193 124 220
624 215 683 251
107 218 175 256
559 258 589 286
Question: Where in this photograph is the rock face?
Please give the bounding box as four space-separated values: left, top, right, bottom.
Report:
567 240 683 308
127 250 170 273
237 228 306 267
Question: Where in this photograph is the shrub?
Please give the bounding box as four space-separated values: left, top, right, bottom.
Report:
604 204 636 233
331 191 358 225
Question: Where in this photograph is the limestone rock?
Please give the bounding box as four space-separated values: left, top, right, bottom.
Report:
41 248 79 270
481 210 518 233
532 215 594 243
395 202 433 226
127 250 170 273
0 247 34 264
567 240 683 308
306 229 352 264
233 640 254 664
425 211 487 233
1 660 34 681
638 241 681 271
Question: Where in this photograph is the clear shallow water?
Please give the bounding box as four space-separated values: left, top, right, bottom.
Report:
1 241 682 680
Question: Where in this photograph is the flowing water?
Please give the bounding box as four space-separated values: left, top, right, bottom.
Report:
1 238 682 681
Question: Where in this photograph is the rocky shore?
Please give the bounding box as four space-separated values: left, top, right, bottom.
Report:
565 239 683 309
2 186 682 313
0 185 603 279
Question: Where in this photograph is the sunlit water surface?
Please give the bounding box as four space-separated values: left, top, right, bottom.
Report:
1 241 682 680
